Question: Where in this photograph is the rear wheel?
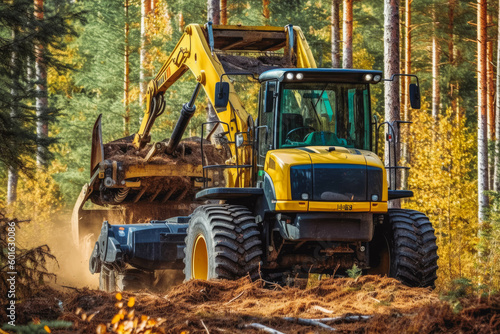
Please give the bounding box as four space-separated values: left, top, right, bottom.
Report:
184 204 263 281
369 209 439 288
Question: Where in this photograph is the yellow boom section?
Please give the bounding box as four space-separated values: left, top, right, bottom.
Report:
133 24 317 160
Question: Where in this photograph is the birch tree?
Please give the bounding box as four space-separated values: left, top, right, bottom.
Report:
477 0 488 227
331 0 341 68
35 0 48 168
7 29 20 205
343 0 353 68
384 0 400 208
431 4 440 121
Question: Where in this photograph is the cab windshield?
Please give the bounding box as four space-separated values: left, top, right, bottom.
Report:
278 82 371 150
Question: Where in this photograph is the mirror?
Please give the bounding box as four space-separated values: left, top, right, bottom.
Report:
409 83 421 109
214 82 230 112
264 81 276 113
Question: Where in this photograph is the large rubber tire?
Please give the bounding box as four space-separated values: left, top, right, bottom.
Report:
385 209 439 288
183 204 263 281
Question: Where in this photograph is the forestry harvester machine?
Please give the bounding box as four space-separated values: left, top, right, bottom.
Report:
72 23 439 292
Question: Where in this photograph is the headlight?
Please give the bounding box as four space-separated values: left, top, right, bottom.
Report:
373 74 382 82
235 133 244 147
286 73 294 80
364 74 373 81
296 73 304 80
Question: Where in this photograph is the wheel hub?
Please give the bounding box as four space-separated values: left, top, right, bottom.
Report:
192 234 208 279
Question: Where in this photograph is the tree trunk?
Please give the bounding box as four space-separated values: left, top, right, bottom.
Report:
331 0 341 68
487 14 494 142
431 6 440 121
124 0 130 136
179 12 185 32
487 33 494 190
7 29 19 205
7 167 18 205
263 0 270 25
449 0 457 114
207 0 221 144
207 0 220 24
495 2 500 192
343 0 353 68
401 0 411 190
35 0 48 168
139 0 151 106
477 0 488 227
384 0 401 208
448 0 455 65
221 0 227 24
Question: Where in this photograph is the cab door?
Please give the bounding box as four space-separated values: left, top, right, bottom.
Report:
256 81 276 182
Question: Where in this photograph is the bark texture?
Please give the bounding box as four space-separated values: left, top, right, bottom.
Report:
401 0 412 190
7 29 19 205
343 0 353 68
139 0 151 106
221 0 227 25
495 2 500 192
263 0 270 24
384 0 401 208
124 0 130 136
35 0 48 168
207 0 220 24
331 0 341 68
477 0 488 224
431 6 440 121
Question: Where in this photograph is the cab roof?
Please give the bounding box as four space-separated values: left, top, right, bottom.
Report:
258 68 383 84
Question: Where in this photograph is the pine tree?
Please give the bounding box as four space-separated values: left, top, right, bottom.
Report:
343 0 353 68
384 0 401 209
331 0 341 68
0 0 80 204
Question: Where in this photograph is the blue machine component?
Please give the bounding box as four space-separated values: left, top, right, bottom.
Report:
89 217 189 273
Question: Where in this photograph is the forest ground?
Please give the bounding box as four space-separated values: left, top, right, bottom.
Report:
1 215 498 333
5 275 499 334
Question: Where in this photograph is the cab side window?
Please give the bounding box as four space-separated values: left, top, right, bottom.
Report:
257 81 276 169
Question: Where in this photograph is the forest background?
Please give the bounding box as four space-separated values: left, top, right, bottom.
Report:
0 0 498 292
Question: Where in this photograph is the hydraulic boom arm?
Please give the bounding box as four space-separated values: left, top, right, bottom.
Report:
132 24 316 156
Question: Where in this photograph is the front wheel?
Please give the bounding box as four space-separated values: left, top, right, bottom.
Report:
369 209 439 288
183 204 263 281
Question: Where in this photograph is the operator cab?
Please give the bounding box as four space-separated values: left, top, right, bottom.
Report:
255 68 382 164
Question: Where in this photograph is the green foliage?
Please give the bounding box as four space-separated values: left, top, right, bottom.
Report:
0 0 82 172
440 277 494 313
346 264 362 280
